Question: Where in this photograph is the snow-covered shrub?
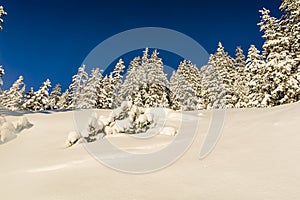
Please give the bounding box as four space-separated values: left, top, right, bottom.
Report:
66 131 81 147
83 116 104 142
81 101 155 142
104 126 113 135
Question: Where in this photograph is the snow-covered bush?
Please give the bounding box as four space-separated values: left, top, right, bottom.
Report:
66 131 81 147
81 101 155 142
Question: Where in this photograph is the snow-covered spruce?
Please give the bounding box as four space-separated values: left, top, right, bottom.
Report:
0 5 7 31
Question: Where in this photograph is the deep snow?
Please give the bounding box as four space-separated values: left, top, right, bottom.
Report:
0 102 300 199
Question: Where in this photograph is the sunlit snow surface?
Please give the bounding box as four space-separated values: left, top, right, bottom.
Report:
0 102 300 199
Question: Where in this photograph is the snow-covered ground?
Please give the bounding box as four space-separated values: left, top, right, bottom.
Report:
1 102 300 199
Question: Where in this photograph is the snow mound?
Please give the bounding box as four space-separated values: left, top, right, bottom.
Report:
0 116 33 144
160 127 177 136
15 116 33 132
0 122 16 143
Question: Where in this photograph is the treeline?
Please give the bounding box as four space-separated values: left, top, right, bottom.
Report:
0 0 299 111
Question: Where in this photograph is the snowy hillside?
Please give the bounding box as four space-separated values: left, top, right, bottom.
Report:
0 102 300 199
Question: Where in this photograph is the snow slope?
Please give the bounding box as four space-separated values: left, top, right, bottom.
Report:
0 103 300 199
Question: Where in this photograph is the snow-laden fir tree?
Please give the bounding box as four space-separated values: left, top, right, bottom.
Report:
80 68 102 109
279 0 300 70
32 79 51 111
1 76 25 111
48 83 61 110
68 65 88 109
233 47 248 108
101 75 113 109
279 0 300 101
0 5 6 31
170 70 198 110
57 89 69 110
259 7 300 106
0 65 4 92
200 61 226 109
245 45 267 107
177 60 204 109
22 87 35 110
120 56 146 106
109 59 125 108
120 49 169 108
145 50 169 108
205 42 237 108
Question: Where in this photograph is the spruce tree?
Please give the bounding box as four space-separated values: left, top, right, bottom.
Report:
207 43 237 108
234 47 248 108
57 89 69 110
245 45 266 107
259 7 299 106
68 65 89 109
33 79 51 111
170 71 197 110
49 83 61 110
80 68 102 109
0 65 4 92
22 87 35 111
1 76 25 111
0 5 6 31
109 59 125 108
145 50 169 108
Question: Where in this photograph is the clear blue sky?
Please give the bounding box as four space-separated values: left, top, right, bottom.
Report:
0 0 282 91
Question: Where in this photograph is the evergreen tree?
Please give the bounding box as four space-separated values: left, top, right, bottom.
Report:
33 79 51 111
170 71 197 110
259 7 300 106
101 75 114 109
1 76 25 111
57 89 69 110
145 50 169 108
245 45 266 107
22 87 35 110
279 0 300 68
200 61 226 109
0 65 4 92
234 47 248 108
279 0 300 102
0 5 6 31
49 83 61 110
68 65 89 109
80 68 102 109
177 60 204 109
109 59 125 108
206 43 237 108
120 56 146 106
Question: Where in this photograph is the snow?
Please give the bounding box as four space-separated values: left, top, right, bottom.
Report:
0 116 32 143
0 122 16 142
159 127 177 136
1 103 300 199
